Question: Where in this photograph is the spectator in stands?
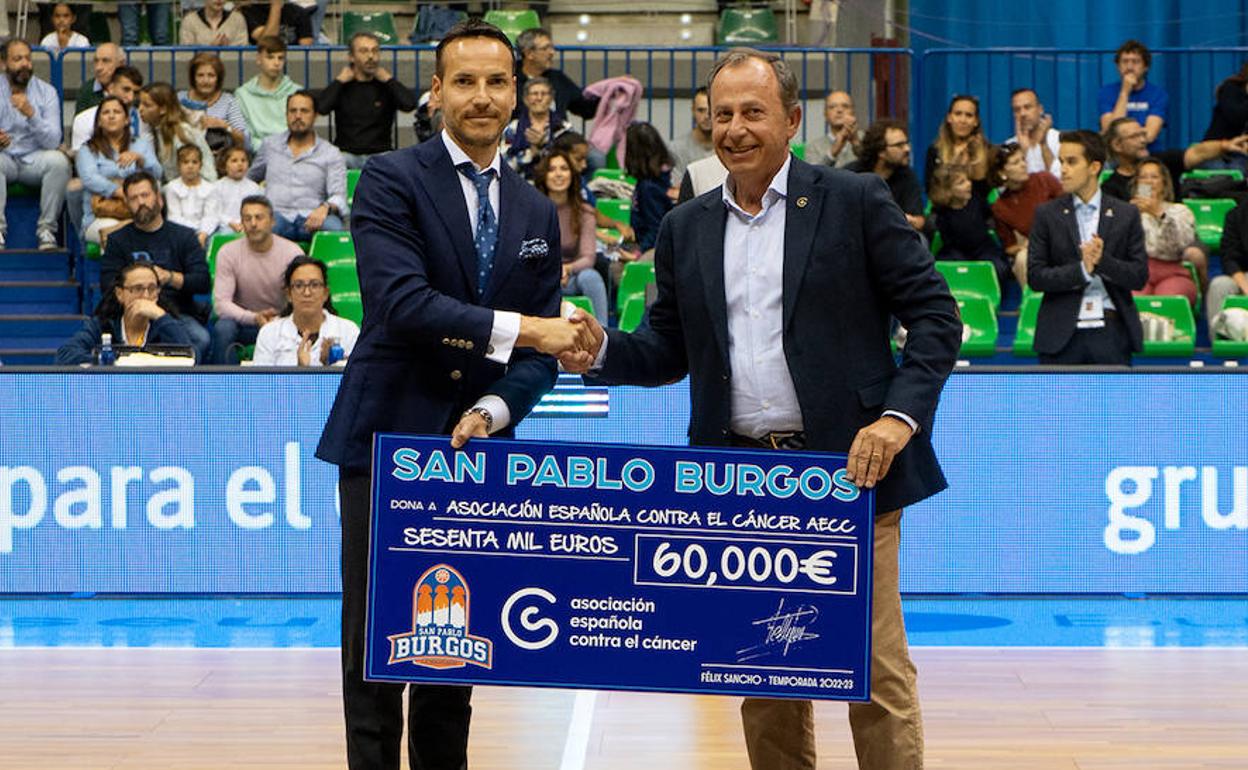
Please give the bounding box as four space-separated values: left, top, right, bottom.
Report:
76 43 126 114
1099 40 1168 152
241 0 313 46
1210 203 1248 329
1004 87 1060 178
0 39 72 251
926 94 991 196
249 90 347 240
1128 158 1200 308
514 27 599 120
552 130 634 241
76 95 162 245
211 194 303 363
668 86 716 183
71 66 146 152
1101 116 1247 202
139 83 218 185
291 0 329 44
180 0 250 46
118 1 172 46
847 120 925 231
1029 130 1147 365
166 145 220 247
676 153 729 204
624 122 674 256
805 89 860 168
101 171 212 360
315 32 417 169
237 36 302 150
253 255 360 366
503 77 570 179
56 261 193 365
1204 62 1248 143
927 164 1010 288
534 150 608 325
39 4 89 53
213 145 262 234
991 142 1062 288
179 52 250 157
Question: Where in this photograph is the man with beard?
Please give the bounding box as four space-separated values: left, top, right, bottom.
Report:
0 39 72 251
847 119 926 232
315 32 417 169
100 171 212 361
249 90 347 239
669 87 716 185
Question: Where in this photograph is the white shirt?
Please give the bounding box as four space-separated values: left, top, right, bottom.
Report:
439 130 519 432
1005 127 1061 178
213 176 264 232
40 31 89 53
252 310 361 366
165 177 220 236
1075 188 1116 311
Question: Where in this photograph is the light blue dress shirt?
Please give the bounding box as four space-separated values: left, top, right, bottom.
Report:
1075 189 1116 311
0 76 62 158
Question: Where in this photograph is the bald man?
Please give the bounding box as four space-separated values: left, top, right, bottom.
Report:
75 43 127 114
805 89 861 168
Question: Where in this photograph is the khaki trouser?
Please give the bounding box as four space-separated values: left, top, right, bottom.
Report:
741 509 924 770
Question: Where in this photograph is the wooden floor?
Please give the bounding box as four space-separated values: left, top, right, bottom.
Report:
2 647 1246 769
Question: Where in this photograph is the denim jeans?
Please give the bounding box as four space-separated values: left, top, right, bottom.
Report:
179 316 212 363
210 316 259 365
118 2 171 46
273 211 346 241
562 268 609 325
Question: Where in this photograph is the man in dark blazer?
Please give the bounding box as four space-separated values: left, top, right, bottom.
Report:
316 20 592 770
1029 130 1148 365
563 49 961 770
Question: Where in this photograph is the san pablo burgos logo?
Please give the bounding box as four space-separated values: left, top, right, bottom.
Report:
387 564 494 669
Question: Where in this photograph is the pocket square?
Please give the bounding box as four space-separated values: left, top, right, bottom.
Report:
519 237 550 261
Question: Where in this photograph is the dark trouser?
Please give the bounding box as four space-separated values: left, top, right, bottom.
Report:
339 472 473 770
1038 310 1133 366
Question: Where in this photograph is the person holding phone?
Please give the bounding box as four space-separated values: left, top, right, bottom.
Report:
1129 157 1200 308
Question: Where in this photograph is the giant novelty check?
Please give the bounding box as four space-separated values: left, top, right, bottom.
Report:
365 434 874 701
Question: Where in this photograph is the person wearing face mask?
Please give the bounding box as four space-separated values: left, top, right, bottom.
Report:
1128 158 1200 309
253 255 360 366
990 142 1062 289
315 32 417 170
502 76 570 179
56 261 193 365
926 94 991 198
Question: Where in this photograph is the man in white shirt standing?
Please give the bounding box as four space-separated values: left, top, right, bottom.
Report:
1005 87 1061 178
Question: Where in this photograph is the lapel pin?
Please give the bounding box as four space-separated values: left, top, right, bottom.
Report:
796 196 809 208
1106 209 1114 217
1063 208 1070 215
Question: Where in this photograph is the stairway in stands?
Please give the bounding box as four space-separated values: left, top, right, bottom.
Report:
0 248 83 365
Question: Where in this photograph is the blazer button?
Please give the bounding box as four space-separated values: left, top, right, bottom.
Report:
721 428 730 436
442 337 450 345
722 373 730 381
465 341 474 351
449 369 462 381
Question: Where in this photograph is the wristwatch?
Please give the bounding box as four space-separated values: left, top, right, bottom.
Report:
463 406 494 433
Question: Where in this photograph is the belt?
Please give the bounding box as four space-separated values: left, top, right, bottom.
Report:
728 430 807 450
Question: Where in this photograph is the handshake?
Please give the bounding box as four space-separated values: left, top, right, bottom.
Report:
518 309 604 373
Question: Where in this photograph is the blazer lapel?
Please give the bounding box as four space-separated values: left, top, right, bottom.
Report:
782 160 824 329
696 194 731 365
420 140 485 296
483 166 528 305
1061 194 1082 256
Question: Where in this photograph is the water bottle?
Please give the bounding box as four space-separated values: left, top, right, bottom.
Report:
98 333 116 366
327 340 344 366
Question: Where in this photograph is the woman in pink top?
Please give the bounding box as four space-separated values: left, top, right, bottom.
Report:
534 149 608 324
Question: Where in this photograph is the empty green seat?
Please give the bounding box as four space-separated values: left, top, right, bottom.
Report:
789 141 805 160
563 295 593 316
207 233 243 277
935 260 1001 309
310 231 355 265
342 12 399 45
717 7 779 44
597 198 632 227
616 261 655 308
85 242 101 261
1012 291 1043 356
1212 295 1248 358
618 294 646 333
1181 168 1245 182
327 260 361 294
483 9 540 43
1135 295 1196 357
956 296 998 357
347 168 362 207
333 291 363 325
1183 198 1236 251
592 168 638 186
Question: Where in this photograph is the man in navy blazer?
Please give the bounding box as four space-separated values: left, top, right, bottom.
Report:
563 50 961 770
1029 129 1148 365
316 20 592 770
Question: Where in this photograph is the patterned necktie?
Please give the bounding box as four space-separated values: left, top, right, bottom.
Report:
457 163 499 297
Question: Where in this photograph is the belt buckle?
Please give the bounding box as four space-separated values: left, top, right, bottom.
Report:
767 431 794 450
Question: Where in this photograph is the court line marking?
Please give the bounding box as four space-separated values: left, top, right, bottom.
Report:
558 689 597 770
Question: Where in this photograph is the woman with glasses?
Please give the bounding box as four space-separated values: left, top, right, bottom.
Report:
56 261 192 365
251 256 360 366
926 94 992 197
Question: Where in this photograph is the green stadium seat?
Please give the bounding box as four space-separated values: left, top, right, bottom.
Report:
1183 198 1236 251
563 295 593 316
333 291 364 325
597 198 632 227
342 12 400 45
604 145 620 169
88 9 110 43
1012 291 1043 356
85 242 101 261
327 260 361 294
483 9 541 43
1135 295 1196 357
618 294 646 333
592 168 638 186
310 231 355 265
1211 295 1248 358
616 261 655 309
1181 168 1245 182
790 142 805 161
717 7 779 45
935 260 1002 309
956 296 998 357
1098 169 1114 185
207 233 243 277
347 168 362 207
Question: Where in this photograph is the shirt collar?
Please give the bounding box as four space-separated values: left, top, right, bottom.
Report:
722 155 791 219
1074 188 1102 213
441 129 501 177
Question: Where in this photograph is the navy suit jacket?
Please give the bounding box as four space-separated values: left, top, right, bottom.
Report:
1027 192 1148 355
594 158 962 513
316 137 562 472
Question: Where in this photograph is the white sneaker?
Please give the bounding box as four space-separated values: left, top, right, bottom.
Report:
37 229 56 251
